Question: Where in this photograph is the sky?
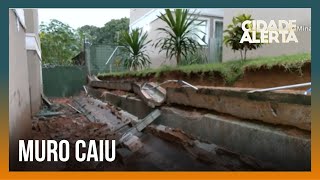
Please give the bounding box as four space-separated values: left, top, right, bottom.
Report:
38 8 130 29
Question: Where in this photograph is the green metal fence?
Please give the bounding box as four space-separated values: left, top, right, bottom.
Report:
42 65 87 97
85 44 128 75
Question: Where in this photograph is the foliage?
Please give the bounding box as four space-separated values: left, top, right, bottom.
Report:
40 18 130 65
99 53 310 85
95 18 129 45
120 28 152 71
40 19 83 65
77 18 129 45
77 25 99 44
180 47 208 66
155 9 204 65
223 14 262 60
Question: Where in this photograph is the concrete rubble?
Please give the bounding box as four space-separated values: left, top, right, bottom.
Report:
119 133 143 152
84 78 311 171
26 92 279 171
88 75 167 108
147 124 268 170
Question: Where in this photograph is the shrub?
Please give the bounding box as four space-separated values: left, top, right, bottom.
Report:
223 14 262 60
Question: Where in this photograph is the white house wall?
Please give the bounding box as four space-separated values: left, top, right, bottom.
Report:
24 9 43 115
9 9 42 169
129 8 224 67
9 9 32 144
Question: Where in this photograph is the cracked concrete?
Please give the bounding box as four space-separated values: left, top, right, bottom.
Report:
166 87 311 131
156 107 310 170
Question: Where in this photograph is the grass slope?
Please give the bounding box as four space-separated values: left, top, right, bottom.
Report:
98 53 311 85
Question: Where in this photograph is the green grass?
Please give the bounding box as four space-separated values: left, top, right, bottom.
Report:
98 53 311 85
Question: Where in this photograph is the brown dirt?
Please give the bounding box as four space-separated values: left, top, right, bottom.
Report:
233 62 310 90
26 97 120 171
32 98 117 142
99 62 310 90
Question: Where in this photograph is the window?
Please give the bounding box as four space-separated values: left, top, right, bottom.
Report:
191 19 209 46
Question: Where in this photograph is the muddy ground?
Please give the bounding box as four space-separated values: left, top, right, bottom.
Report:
99 62 310 90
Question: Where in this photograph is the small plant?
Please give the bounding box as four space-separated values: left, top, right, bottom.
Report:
120 28 151 71
224 14 262 61
180 47 208 66
155 9 204 65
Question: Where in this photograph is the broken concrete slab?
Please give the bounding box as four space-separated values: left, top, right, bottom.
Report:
120 133 143 152
135 109 161 131
156 107 310 170
73 97 131 132
166 87 311 131
117 109 162 139
132 82 166 107
89 80 133 92
147 124 267 170
88 87 153 119
119 110 139 125
89 79 166 108
147 124 195 146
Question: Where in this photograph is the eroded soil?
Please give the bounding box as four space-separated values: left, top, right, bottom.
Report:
99 62 311 90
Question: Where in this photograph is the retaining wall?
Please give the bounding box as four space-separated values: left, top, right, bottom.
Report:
166 87 311 131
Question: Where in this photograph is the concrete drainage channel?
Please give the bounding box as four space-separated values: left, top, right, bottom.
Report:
87 77 311 171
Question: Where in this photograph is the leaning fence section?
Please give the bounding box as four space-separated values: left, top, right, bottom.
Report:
85 44 128 75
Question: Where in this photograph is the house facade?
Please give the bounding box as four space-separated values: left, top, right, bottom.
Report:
129 8 311 67
130 8 224 68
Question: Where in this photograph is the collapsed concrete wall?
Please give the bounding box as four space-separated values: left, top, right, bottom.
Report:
156 107 310 170
90 80 133 92
166 87 311 131
88 80 311 170
88 80 311 131
87 88 310 170
88 87 153 119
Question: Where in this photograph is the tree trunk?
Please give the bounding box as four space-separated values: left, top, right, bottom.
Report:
176 53 181 66
244 47 248 60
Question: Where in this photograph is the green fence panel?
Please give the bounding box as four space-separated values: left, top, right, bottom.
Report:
86 44 129 75
42 66 87 97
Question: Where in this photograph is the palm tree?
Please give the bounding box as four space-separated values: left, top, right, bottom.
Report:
120 28 151 71
155 9 204 65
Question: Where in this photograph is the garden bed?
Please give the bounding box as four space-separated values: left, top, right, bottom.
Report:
98 53 311 89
